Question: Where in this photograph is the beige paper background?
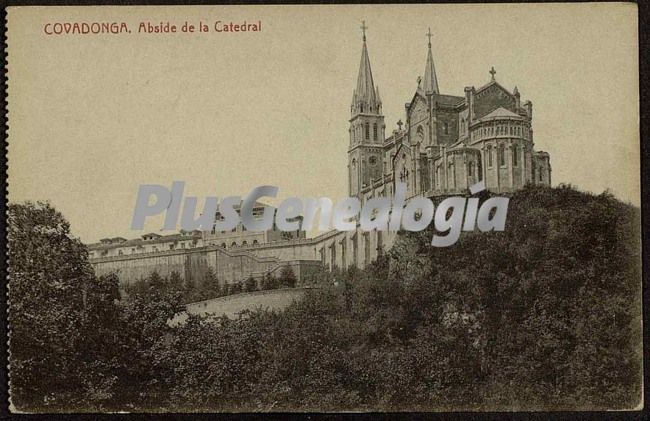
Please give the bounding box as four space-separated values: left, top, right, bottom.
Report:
7 4 639 243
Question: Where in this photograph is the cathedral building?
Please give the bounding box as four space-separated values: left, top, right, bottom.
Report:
349 26 551 205
88 25 552 287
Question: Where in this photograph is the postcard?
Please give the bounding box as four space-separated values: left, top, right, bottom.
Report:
6 4 641 413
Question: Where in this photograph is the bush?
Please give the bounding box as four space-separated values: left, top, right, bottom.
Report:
261 273 279 290
229 281 243 295
244 276 258 292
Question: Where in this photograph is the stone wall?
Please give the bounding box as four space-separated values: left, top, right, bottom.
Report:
92 244 304 287
90 226 396 287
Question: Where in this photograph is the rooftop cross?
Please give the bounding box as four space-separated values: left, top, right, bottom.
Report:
361 20 368 41
426 27 433 47
490 66 496 80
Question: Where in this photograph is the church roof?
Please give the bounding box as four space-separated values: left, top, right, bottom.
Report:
479 106 523 120
432 93 465 107
475 76 514 97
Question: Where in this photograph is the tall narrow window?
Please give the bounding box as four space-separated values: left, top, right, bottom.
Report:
513 145 518 166
365 122 369 140
448 162 455 188
469 162 475 177
499 144 506 166
443 122 449 134
488 146 493 167
373 123 378 141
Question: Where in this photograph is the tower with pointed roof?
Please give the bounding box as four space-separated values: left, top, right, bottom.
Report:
348 21 385 198
422 28 439 95
347 24 551 203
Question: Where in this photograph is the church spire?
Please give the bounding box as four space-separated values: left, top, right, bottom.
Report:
422 27 439 94
352 21 380 115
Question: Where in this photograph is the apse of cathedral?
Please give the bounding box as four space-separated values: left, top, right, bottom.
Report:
348 25 551 204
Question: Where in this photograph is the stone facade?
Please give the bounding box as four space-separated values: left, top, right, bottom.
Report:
350 35 551 206
88 27 551 287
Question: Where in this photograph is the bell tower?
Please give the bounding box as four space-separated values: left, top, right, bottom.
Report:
348 21 385 199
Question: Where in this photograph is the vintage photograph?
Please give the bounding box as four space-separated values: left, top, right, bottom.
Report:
6 4 642 413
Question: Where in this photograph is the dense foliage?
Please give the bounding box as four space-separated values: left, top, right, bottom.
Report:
8 185 642 412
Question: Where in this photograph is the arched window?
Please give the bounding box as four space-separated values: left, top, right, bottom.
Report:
499 144 506 166
231 241 237 247
242 241 248 246
417 125 424 143
373 123 378 141
221 242 226 248
253 240 258 245
513 145 519 166
448 162 455 188
365 122 370 140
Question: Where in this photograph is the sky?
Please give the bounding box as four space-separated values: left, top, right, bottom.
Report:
8 4 639 243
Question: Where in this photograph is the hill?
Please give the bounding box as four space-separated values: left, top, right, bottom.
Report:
8 185 642 412
158 184 642 411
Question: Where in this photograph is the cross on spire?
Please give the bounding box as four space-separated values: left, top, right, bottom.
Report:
426 27 433 47
361 20 368 41
489 66 496 80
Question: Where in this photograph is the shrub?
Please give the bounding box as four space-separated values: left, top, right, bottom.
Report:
244 276 258 292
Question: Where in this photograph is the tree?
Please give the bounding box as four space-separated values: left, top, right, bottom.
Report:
115 272 184 408
203 267 221 298
183 276 198 303
8 201 122 410
279 266 297 288
168 271 184 293
147 271 166 292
